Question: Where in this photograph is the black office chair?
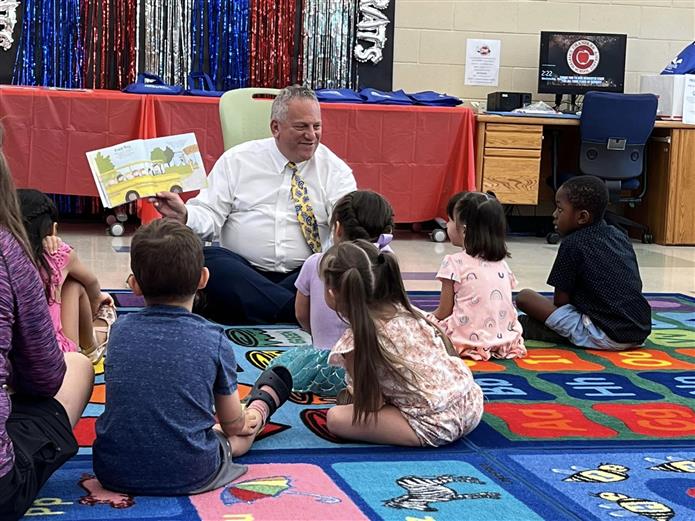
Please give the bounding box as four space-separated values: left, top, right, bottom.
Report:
548 91 658 244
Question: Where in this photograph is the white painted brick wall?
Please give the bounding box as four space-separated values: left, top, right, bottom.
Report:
392 0 695 102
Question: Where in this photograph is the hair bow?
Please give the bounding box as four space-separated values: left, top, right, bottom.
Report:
375 233 393 250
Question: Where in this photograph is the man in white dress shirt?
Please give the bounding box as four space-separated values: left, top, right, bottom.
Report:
153 86 356 324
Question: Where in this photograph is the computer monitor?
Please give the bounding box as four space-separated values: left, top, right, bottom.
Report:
538 31 627 101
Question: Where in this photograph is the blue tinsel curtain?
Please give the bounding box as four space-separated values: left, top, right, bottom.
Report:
191 0 250 91
12 0 82 87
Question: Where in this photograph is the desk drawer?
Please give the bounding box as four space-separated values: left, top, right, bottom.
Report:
485 148 541 158
482 156 540 204
485 124 542 150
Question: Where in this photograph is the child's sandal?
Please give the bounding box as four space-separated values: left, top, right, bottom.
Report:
245 366 293 420
88 302 117 364
94 301 117 326
84 341 107 365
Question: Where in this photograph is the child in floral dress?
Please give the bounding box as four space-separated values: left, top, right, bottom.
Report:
322 240 484 447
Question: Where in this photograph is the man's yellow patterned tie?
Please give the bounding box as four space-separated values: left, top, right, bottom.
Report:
288 162 322 253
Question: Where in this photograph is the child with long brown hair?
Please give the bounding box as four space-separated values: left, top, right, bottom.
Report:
270 190 395 396
17 189 115 363
0 128 93 519
322 240 484 446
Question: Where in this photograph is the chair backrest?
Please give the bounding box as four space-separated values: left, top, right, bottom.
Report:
219 88 281 151
579 91 658 180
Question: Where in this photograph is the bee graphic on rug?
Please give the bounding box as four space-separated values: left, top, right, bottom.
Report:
288 391 333 406
645 456 695 473
552 464 630 483
384 475 501 512
595 492 675 521
244 349 283 370
226 328 280 348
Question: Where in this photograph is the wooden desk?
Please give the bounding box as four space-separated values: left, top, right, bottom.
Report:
475 114 695 245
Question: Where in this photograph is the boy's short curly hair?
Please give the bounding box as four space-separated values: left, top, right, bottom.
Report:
560 175 609 222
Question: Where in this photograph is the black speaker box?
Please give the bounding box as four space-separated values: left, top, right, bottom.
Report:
487 91 532 112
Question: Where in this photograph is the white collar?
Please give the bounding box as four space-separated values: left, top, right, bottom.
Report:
268 139 311 173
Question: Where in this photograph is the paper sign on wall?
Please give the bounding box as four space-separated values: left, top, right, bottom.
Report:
465 39 501 86
682 74 695 125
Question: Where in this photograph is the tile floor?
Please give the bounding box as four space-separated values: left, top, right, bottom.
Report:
59 223 695 297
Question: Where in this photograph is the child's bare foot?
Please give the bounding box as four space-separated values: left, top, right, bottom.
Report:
84 322 108 364
242 366 293 436
336 388 353 405
93 321 108 347
245 384 281 433
240 409 263 436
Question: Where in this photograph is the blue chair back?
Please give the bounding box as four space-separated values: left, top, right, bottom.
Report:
579 92 657 181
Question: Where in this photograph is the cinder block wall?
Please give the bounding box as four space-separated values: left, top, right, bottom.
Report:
393 0 695 103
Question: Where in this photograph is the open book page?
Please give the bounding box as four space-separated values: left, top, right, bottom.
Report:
86 139 148 208
86 133 208 208
142 133 208 196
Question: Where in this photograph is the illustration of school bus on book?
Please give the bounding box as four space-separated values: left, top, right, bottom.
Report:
86 133 208 208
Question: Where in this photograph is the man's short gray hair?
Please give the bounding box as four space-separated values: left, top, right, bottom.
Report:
271 85 318 122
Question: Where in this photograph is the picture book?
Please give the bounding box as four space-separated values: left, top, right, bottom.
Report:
86 133 207 208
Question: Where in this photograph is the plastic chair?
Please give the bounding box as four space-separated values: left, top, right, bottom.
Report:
219 88 280 151
549 91 658 244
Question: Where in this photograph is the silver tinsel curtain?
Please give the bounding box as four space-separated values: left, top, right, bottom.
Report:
134 0 362 89
140 0 193 87
302 0 358 89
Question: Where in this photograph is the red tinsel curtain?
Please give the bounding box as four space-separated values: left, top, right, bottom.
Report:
249 0 300 88
81 0 137 89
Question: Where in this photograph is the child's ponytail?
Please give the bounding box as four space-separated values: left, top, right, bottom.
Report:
321 240 409 424
17 189 60 300
337 263 384 423
374 250 413 314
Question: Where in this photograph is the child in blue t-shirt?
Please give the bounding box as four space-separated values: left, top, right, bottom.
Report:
93 219 292 496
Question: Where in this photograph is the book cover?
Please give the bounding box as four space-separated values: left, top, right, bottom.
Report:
86 133 207 208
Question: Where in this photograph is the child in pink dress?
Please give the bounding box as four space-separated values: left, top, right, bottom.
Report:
432 192 526 361
18 190 115 362
323 240 484 447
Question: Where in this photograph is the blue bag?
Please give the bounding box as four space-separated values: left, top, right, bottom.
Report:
186 72 225 97
315 88 363 103
662 41 695 74
408 90 462 107
123 73 184 95
358 88 414 105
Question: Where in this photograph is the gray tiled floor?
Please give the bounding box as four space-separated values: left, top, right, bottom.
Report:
58 223 695 297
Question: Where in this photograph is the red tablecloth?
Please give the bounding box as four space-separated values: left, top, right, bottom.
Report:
0 86 476 223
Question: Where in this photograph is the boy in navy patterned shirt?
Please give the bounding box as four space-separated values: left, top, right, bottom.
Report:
516 175 651 349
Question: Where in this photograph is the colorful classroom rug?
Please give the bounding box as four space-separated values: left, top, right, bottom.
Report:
21 292 695 521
